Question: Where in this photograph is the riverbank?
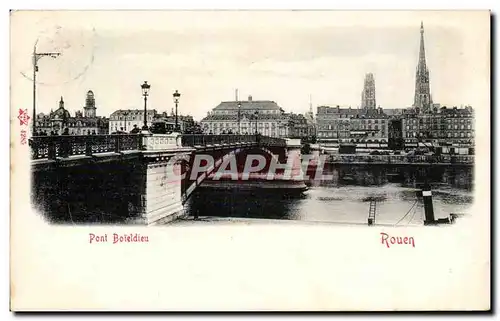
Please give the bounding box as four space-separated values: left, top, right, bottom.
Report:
166 216 423 227
322 154 474 165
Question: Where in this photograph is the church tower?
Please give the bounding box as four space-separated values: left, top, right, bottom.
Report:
84 90 97 118
306 94 314 120
413 22 433 112
361 73 376 110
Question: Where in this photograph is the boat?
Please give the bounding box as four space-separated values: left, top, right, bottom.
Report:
199 177 309 196
340 174 356 183
386 173 404 183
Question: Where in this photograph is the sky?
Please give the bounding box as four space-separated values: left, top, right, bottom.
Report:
11 11 490 121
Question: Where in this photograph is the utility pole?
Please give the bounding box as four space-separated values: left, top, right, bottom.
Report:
32 44 61 135
237 101 241 134
236 89 241 134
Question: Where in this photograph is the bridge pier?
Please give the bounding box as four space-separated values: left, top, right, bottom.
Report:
306 143 321 170
133 134 194 225
284 138 305 180
134 161 185 225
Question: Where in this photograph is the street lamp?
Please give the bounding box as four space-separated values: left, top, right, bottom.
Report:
32 44 61 135
141 81 151 131
173 90 181 132
254 111 259 134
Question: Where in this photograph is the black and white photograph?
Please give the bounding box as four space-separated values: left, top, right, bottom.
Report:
9 10 491 311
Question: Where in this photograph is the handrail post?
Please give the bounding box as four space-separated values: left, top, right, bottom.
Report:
114 135 120 153
60 136 69 158
136 134 141 150
86 136 93 156
32 138 39 159
48 138 56 160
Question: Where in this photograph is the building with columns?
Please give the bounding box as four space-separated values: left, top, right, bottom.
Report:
35 91 109 135
200 95 291 137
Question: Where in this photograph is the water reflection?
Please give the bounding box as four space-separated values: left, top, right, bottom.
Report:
186 165 474 225
33 161 474 225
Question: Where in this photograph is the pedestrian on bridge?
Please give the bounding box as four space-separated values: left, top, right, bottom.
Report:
130 125 140 134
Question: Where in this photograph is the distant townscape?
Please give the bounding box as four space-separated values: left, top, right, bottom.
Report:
33 22 474 157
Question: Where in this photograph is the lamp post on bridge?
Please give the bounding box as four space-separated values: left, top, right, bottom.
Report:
254 111 259 135
141 81 151 132
173 90 181 132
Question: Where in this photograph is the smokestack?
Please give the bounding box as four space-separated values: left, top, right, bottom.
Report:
235 89 239 101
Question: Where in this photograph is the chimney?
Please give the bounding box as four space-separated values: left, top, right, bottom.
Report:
248 95 252 102
235 89 239 101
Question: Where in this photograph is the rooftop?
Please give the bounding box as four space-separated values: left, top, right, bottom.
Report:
110 109 157 116
213 99 282 111
201 113 291 121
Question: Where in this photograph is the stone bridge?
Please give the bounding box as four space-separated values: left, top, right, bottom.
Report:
30 133 305 225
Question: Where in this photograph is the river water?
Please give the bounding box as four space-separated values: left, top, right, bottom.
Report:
34 162 473 225
185 165 474 225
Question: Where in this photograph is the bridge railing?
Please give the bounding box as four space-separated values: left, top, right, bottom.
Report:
30 134 289 160
181 134 287 147
181 134 255 147
29 134 142 160
261 136 287 147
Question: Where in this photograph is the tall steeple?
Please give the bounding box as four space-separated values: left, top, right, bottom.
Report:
413 21 433 112
418 21 426 71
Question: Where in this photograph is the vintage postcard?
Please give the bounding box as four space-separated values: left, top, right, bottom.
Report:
10 10 490 311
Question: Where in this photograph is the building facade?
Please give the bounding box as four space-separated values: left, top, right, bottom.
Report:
156 111 197 133
316 105 389 147
388 118 404 150
288 113 310 139
200 95 291 137
402 106 475 148
109 109 157 134
35 91 109 135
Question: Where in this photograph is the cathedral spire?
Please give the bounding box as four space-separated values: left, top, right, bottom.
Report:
418 21 426 73
413 21 432 111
